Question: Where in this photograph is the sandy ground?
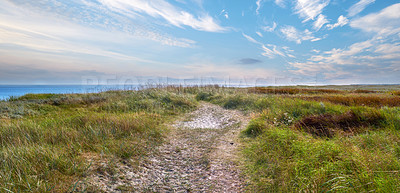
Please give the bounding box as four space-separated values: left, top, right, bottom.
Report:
88 103 249 192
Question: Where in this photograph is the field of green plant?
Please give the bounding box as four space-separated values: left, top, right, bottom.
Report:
1 85 399 192
197 86 400 192
0 87 197 192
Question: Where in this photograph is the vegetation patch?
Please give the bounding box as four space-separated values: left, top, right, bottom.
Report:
248 87 343 95
298 94 400 107
294 110 384 137
248 87 380 95
0 87 197 192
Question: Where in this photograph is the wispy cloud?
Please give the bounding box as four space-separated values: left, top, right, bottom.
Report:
275 0 286 8
242 33 261 44
2 0 197 48
256 31 263 37
98 0 227 32
262 44 296 58
311 49 320 53
294 0 330 22
263 22 277 32
220 9 229 19
256 0 264 15
0 16 142 61
326 15 349 30
280 25 322 44
350 3 400 36
313 14 329 31
290 3 400 81
242 33 293 58
348 0 375 17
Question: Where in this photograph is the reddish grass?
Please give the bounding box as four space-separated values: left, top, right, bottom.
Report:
248 87 343 95
294 110 384 137
248 87 379 95
298 95 400 107
390 90 400 96
353 89 377 93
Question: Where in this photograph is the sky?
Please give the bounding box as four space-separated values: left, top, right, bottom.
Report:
0 0 399 85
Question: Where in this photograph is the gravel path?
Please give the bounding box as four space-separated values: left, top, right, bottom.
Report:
88 103 248 192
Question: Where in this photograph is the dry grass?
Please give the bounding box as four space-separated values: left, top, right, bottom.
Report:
298 94 400 107
248 87 343 95
294 110 384 137
247 87 382 95
0 88 198 192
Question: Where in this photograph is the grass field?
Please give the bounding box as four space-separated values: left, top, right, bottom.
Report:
1 85 400 192
0 87 197 192
196 86 400 192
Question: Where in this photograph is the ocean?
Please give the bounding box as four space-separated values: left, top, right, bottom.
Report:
0 85 139 100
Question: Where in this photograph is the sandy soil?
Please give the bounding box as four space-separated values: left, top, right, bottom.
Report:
88 103 249 192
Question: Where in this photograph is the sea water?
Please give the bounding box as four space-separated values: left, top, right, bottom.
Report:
0 85 138 100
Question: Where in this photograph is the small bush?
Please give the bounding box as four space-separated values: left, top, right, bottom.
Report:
17 93 57 100
243 119 266 137
195 92 213 101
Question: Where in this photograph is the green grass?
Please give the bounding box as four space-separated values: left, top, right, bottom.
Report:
196 86 400 192
0 87 197 192
1 85 399 192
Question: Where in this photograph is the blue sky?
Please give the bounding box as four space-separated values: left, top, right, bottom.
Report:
0 0 399 85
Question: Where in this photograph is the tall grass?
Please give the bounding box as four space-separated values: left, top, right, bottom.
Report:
297 94 400 107
0 87 197 192
195 86 400 192
1 85 399 192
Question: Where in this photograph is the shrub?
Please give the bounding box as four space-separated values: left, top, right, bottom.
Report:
223 96 243 109
243 118 266 137
195 92 213 101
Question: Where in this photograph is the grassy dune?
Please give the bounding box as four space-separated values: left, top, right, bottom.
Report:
196 86 400 192
0 88 197 192
1 85 400 192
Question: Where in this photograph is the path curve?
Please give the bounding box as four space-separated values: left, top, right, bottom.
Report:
89 103 248 192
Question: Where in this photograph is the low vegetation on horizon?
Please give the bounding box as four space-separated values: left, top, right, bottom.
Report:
1 85 400 192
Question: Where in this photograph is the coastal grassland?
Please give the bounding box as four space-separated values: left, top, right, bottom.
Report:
0 88 197 192
1 85 399 192
196 86 400 192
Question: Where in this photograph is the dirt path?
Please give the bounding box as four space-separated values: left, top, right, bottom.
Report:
89 103 248 192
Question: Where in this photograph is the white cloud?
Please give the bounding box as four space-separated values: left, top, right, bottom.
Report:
350 3 400 36
289 36 400 80
311 49 320 53
242 33 293 59
294 0 330 22
220 9 229 19
256 0 264 15
313 14 329 31
290 4 400 81
348 0 375 17
2 0 197 48
280 25 322 44
326 15 349 30
242 33 261 44
98 0 227 32
263 22 277 32
256 31 263 37
262 44 294 59
275 0 286 8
